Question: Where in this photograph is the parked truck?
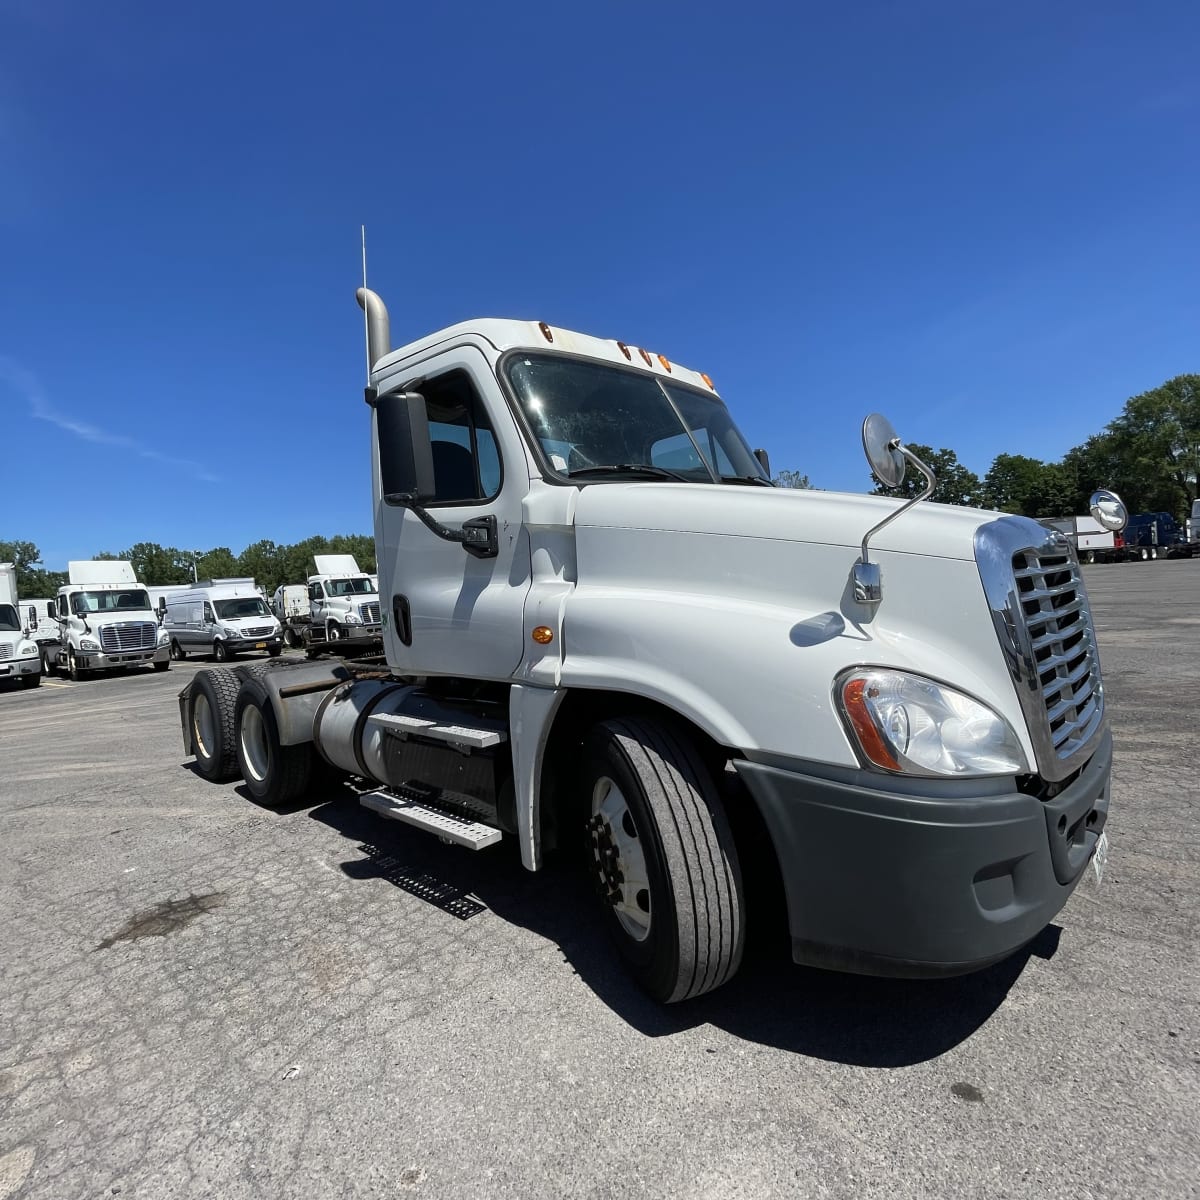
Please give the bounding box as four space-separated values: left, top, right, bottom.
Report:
269 555 383 654
45 561 171 680
0 564 42 689
176 290 1117 1003
162 581 283 662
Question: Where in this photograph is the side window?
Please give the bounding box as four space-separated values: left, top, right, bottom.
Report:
56 595 67 617
422 370 501 504
309 583 323 603
188 603 203 624
204 602 216 623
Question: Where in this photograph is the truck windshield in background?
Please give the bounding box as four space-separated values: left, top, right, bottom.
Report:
214 598 271 619
325 578 375 597
0 604 20 631
506 355 770 484
71 589 153 615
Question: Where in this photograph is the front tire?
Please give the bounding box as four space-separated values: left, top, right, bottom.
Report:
153 659 170 673
234 678 313 807
327 623 343 643
68 648 82 682
170 639 186 661
213 640 231 662
582 717 744 1003
21 672 41 689
268 645 282 658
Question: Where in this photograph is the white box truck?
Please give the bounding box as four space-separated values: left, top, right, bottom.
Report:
177 290 1116 1004
46 560 171 680
0 564 42 689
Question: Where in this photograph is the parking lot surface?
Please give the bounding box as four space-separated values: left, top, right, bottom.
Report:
1 563 1198 1199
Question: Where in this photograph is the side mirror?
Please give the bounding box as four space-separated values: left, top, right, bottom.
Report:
753 448 771 477
862 413 906 488
27 606 36 625
1089 489 1128 532
371 389 435 504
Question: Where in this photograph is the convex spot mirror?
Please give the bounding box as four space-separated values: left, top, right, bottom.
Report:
862 413 906 489
1089 489 1128 532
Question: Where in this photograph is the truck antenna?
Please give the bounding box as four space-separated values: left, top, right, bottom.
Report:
361 225 371 384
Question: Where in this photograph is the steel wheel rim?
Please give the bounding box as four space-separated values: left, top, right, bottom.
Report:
240 703 269 782
193 693 215 758
591 775 652 942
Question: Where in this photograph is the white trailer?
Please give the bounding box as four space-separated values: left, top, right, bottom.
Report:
177 290 1117 1004
0 564 42 689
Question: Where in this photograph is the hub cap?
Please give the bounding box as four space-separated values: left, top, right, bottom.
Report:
588 776 652 942
193 693 214 758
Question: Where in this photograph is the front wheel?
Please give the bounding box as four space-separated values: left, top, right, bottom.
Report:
267 646 282 658
67 648 82 682
213 640 231 662
170 639 186 661
21 672 41 689
153 659 170 673
327 623 343 643
582 717 744 1003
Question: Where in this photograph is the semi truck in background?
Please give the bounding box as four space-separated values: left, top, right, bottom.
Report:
0 564 42 689
43 561 171 681
1049 509 1200 563
162 581 283 662
269 555 382 654
175 288 1119 1005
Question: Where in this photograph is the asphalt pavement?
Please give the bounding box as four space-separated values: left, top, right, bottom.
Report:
0 562 1197 1199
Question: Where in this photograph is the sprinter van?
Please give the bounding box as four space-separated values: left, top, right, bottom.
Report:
163 582 283 662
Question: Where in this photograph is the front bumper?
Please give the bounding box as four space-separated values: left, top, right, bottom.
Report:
222 635 284 654
735 729 1112 977
0 655 40 678
74 645 171 671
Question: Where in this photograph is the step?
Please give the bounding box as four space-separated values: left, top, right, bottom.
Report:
359 789 502 850
366 711 508 750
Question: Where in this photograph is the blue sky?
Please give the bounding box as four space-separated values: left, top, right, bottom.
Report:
2 1 1197 570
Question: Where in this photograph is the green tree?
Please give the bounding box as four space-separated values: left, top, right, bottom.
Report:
981 454 1077 518
237 540 283 594
124 542 193 586
871 444 982 507
197 546 240 580
772 469 813 489
0 540 65 598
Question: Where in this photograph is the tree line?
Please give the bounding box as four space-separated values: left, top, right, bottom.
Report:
864 375 1200 517
0 535 376 600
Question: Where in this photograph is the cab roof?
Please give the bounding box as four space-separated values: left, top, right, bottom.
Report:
372 319 720 397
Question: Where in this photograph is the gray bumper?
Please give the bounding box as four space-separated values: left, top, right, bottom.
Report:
0 655 40 678
735 729 1112 977
76 645 170 671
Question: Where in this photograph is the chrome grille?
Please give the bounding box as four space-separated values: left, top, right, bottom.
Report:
975 517 1106 782
242 625 274 638
0 644 12 660
359 602 381 625
98 622 157 652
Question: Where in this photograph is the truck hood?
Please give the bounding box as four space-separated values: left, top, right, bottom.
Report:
572 483 998 561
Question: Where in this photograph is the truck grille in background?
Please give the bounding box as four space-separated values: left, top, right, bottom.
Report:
99 622 157 653
975 517 1106 782
359 602 381 625
0 644 11 660
1012 548 1103 766
242 625 274 638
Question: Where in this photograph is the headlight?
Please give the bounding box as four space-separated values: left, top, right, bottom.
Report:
836 669 1028 777
346 613 362 625
158 629 171 646
20 642 38 657
224 627 241 639
79 637 100 650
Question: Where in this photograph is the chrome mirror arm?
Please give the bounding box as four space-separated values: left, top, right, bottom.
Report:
853 444 937 604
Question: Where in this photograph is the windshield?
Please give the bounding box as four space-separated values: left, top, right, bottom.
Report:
214 598 270 620
326 577 376 597
0 604 19 632
506 355 770 484
71 589 152 615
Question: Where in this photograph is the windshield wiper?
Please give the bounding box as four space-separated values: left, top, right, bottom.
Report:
719 474 775 487
567 464 696 482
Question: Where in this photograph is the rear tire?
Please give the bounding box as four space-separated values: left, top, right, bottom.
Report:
188 668 242 781
582 716 744 1003
235 678 313 807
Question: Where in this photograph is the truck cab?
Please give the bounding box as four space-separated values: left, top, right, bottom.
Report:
0 564 42 689
306 554 382 645
52 560 171 680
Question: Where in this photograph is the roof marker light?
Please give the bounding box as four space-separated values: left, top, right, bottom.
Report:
538 322 554 343
638 348 653 367
616 341 632 360
701 372 716 391
657 354 672 373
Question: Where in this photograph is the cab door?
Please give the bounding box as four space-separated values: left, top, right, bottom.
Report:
375 346 531 680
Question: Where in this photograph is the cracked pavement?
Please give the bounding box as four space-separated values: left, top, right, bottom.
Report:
1 563 1197 1198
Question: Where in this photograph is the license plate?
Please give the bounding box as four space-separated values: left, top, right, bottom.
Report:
1091 830 1109 887
255 642 266 649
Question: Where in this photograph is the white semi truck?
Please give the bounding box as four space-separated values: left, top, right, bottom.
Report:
270 554 383 653
177 290 1118 1003
46 560 171 680
0 564 42 689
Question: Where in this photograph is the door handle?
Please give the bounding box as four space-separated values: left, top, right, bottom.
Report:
392 595 412 646
461 515 498 559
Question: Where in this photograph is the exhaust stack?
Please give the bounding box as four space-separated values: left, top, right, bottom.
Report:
356 287 391 372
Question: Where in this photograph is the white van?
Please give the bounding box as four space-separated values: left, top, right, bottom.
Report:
162 583 283 662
